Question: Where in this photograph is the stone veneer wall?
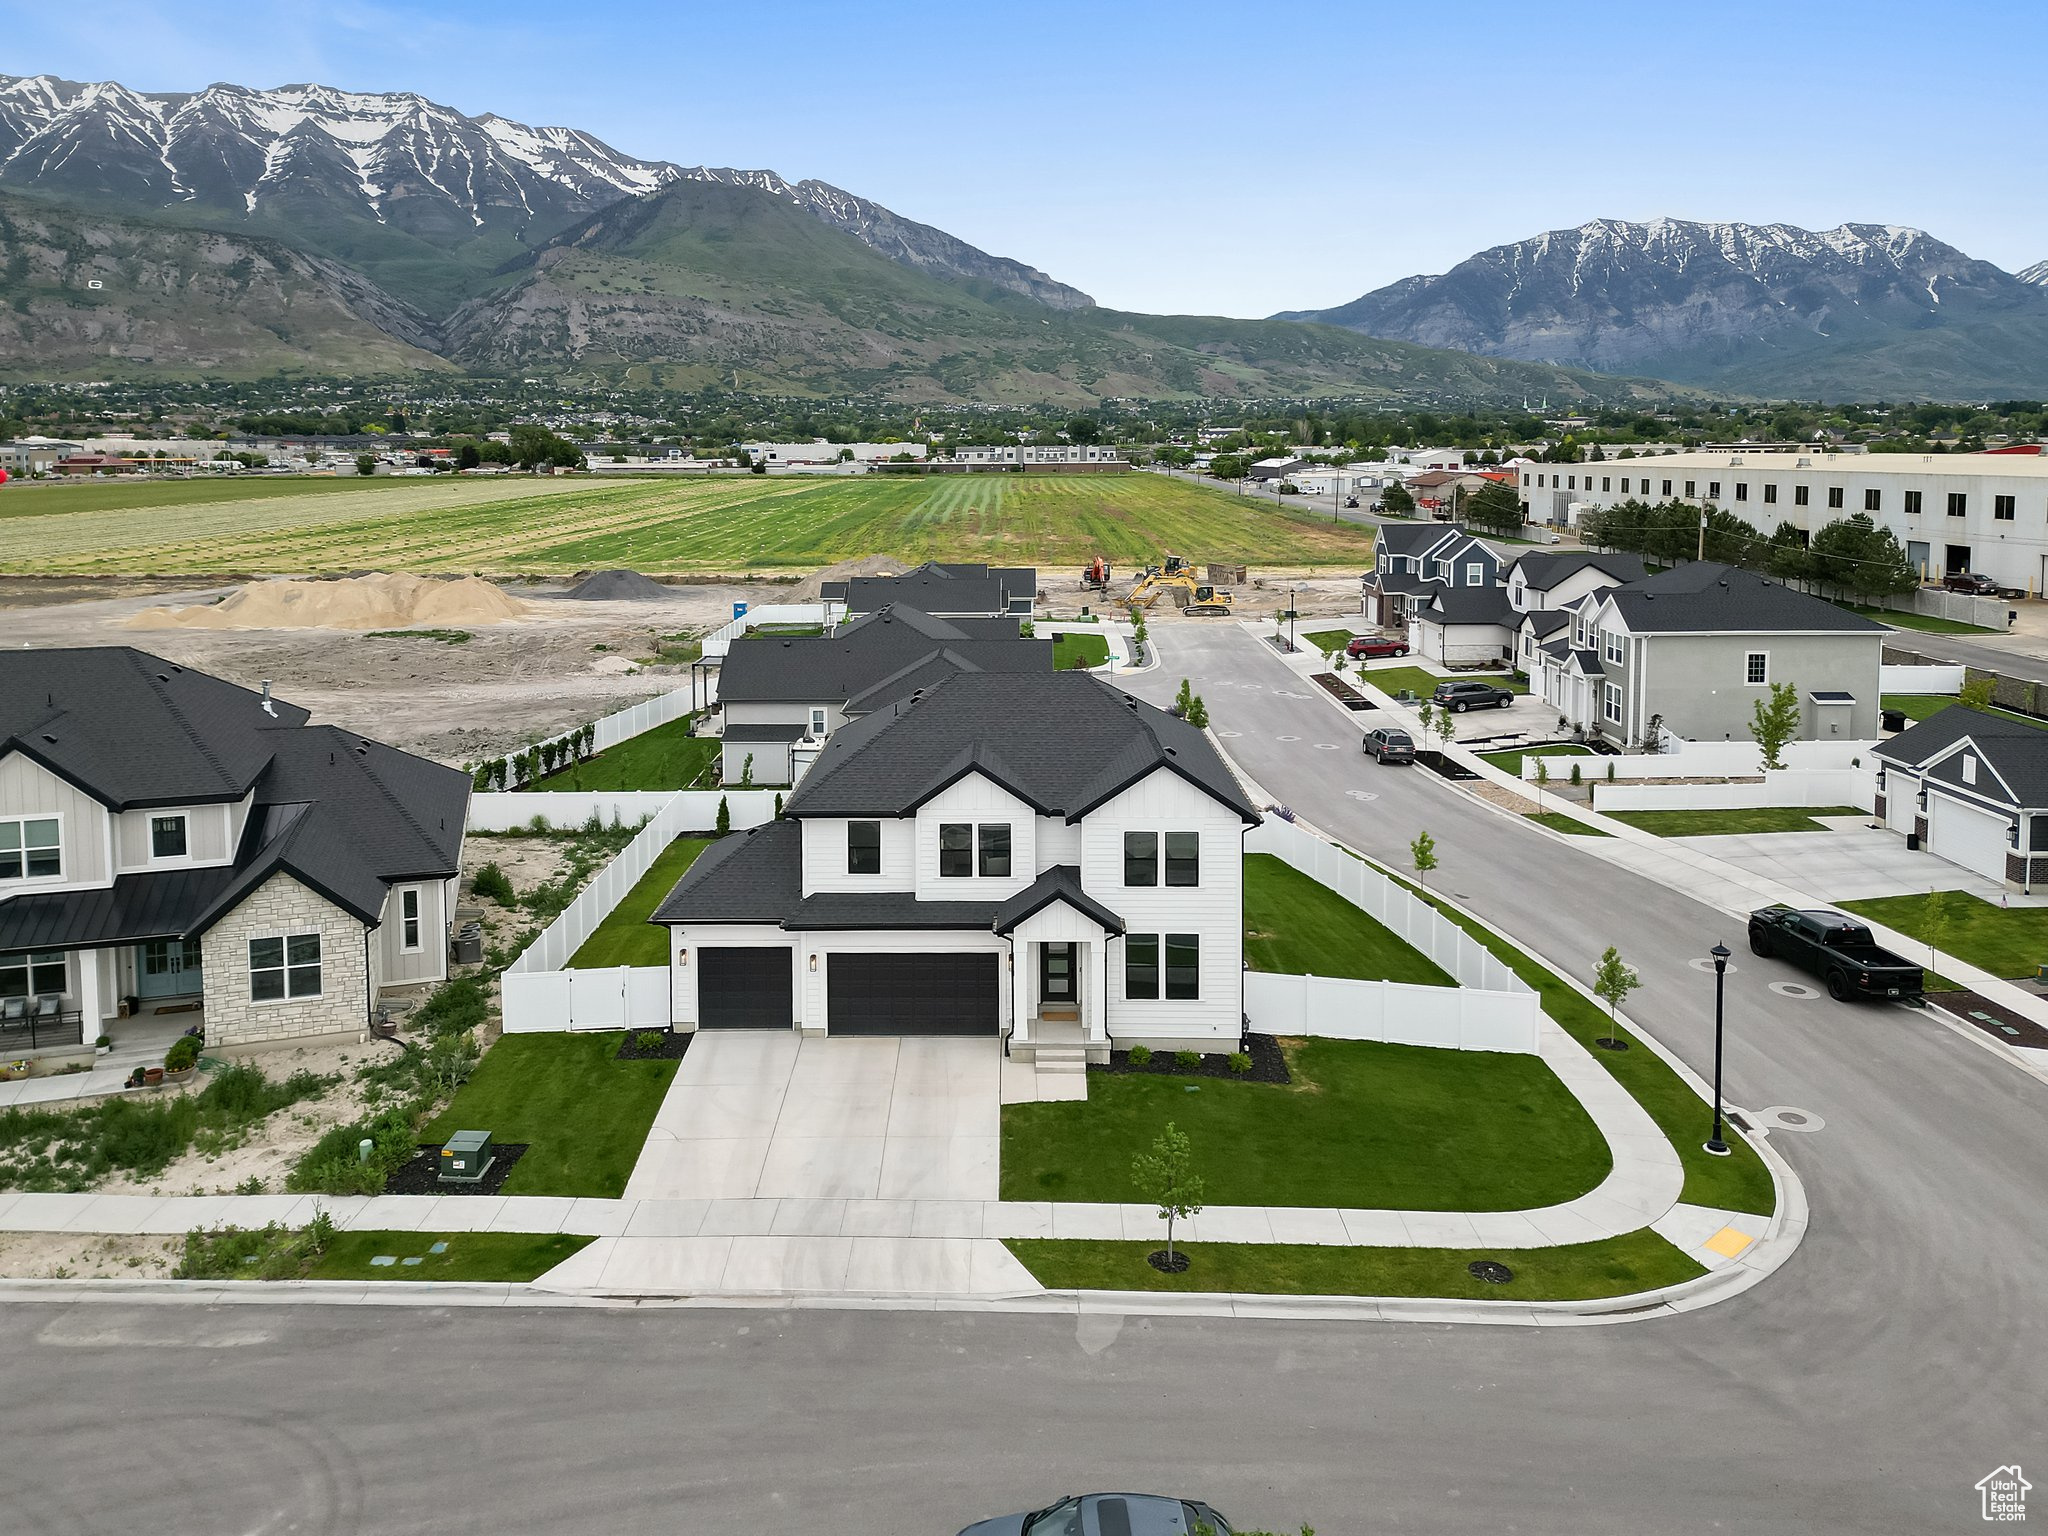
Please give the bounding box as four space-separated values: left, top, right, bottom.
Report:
200 872 369 1047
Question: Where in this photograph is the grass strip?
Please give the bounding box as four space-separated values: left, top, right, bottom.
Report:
1603 806 1867 837
532 714 720 792
1839 891 2048 980
567 836 711 967
1244 852 1453 984
1523 811 1612 836
308 1231 593 1283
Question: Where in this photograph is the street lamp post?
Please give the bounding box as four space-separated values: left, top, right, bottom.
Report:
1705 942 1732 1156
1288 584 1298 653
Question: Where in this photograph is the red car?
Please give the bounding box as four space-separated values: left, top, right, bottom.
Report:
1347 634 1410 659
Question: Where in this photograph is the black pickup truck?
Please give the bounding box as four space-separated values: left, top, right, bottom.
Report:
1746 906 1925 1002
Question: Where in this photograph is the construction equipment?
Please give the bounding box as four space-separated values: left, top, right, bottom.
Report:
1081 556 1112 593
1128 569 1235 615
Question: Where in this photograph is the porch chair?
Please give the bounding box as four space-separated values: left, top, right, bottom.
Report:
0 996 26 1031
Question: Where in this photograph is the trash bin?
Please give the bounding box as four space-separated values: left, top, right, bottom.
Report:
1881 708 1907 733
1906 833 1920 851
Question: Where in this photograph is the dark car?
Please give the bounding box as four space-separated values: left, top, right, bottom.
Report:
1347 633 1410 659
1747 905 1925 1002
1943 571 1999 595
1364 726 1416 763
1431 679 1515 712
958 1493 1233 1536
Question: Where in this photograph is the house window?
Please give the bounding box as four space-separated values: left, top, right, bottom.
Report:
1430 559 1448 580
1827 486 1844 509
1764 483 1777 504
1948 492 1968 518
1734 482 1748 502
1567 476 1576 491
1601 477 1611 492
1464 563 1484 586
1962 754 1978 785
1123 831 1158 886
809 708 828 736
0 949 66 999
1684 480 1696 497
1165 832 1200 887
1707 481 1722 500
249 933 322 1002
0 817 60 881
1904 490 1922 515
1795 485 1810 506
978 823 1012 878
938 823 973 878
400 888 422 951
847 820 881 875
1661 479 1673 497
1865 488 1882 511
1995 494 2016 521
1125 933 1159 999
1745 652 1769 685
149 814 188 859
1165 934 1201 1000
1603 629 1623 665
1603 683 1623 722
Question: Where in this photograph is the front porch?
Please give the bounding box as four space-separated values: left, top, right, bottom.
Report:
2 937 206 1066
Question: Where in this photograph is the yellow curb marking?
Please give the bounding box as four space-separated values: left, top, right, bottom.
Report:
1704 1225 1755 1260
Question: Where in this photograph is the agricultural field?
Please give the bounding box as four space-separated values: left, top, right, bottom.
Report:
0 471 1375 576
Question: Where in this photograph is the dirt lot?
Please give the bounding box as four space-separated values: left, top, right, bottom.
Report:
0 1231 180 1279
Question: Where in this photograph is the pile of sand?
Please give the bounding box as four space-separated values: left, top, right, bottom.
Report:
125 573 530 632
564 569 673 601
787 554 903 603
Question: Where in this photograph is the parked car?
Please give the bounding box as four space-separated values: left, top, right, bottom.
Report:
1343 495 1360 508
958 1494 1233 1536
1431 679 1515 712
1942 571 1999 595
1347 633 1410 659
1746 905 1926 1002
1363 727 1416 763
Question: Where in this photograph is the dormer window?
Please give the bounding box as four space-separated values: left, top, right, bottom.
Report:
150 814 188 860
847 820 882 875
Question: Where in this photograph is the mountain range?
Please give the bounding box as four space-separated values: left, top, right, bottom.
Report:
1279 218 2048 399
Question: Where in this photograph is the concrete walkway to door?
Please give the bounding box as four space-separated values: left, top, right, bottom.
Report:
622 1033 1000 1203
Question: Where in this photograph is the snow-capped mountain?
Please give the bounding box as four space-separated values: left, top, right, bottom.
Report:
1277 218 2048 397
0 74 1089 311
2018 259 2048 286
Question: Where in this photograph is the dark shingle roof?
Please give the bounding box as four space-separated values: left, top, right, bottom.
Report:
1509 550 1648 589
1521 609 1573 640
717 606 1048 709
1376 523 1473 557
723 722 809 743
993 865 1124 936
1602 563 1887 635
1876 705 2048 807
783 673 1260 824
831 563 1037 616
1421 586 1514 626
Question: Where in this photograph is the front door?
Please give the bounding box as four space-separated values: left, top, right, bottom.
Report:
138 938 203 1000
1039 942 1077 1008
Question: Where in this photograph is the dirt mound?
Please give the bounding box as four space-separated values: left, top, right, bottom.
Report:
124 573 529 632
787 554 904 603
564 569 673 601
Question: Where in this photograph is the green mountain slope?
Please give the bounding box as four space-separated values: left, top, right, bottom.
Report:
442 180 1685 405
0 190 448 379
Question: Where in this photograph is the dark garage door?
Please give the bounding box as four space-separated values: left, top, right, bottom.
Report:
699 947 793 1030
828 953 1000 1036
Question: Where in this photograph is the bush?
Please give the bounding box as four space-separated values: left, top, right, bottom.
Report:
471 862 515 904
636 1031 664 1051
1227 1051 1252 1074
1173 1050 1202 1069
412 975 489 1039
1126 1044 1153 1066
163 1035 202 1072
175 1213 335 1281
287 1098 427 1196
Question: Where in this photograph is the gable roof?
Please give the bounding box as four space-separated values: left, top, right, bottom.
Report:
824 562 1037 616
1420 585 1514 627
1376 522 1478 559
993 865 1125 936
1599 563 1887 636
1508 550 1648 590
717 605 1050 709
783 673 1260 825
1875 705 2048 807
1519 609 1573 641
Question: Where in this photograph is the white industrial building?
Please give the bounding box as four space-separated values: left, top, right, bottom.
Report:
743 441 928 465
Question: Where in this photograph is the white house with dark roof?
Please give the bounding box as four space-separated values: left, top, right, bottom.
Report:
654 672 1260 1058
1874 705 2048 888
0 649 469 1055
820 562 1038 618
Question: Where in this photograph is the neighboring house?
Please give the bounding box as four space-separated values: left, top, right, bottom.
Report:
1514 609 1575 676
715 605 1051 785
0 649 469 1055
822 562 1039 619
1874 706 2048 888
654 672 1261 1057
1361 524 1502 631
1504 550 1647 614
1414 585 1517 665
1529 562 1885 747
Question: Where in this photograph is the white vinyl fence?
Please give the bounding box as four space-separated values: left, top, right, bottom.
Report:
700 603 839 660
501 966 673 1036
1882 663 1966 695
1593 768 1876 814
1246 818 1526 995
1245 972 1539 1053
1871 588 2011 629
1516 737 1878 780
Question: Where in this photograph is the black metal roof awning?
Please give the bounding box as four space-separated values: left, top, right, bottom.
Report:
0 866 238 952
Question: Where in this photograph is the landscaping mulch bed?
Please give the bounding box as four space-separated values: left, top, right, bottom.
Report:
1926 990 2048 1050
1147 1249 1191 1274
387 1142 528 1196
1090 1031 1291 1085
1313 672 1374 711
616 1029 694 1062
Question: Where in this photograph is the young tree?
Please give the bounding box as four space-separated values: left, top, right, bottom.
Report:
1749 680 1802 771
1534 755 1551 809
1410 829 1439 891
1591 944 1640 1050
1959 676 1996 711
715 794 731 836
1414 700 1438 750
1378 479 1416 517
1187 693 1210 729
354 453 376 477
739 752 755 789
1131 1121 1205 1268
1175 678 1196 718
1922 886 1953 978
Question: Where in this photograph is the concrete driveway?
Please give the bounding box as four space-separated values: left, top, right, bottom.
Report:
623 1033 1000 1202
1670 820 2015 903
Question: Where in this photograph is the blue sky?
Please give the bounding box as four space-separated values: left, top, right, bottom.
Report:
9 0 2045 316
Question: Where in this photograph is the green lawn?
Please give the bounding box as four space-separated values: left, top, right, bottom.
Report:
1838 892 2048 979
1524 811 1612 836
1000 1036 1609 1209
1480 743 1593 773
1385 871 1774 1214
1006 1230 1704 1300
1362 664 1527 699
534 715 719 792
422 1033 678 1198
567 836 711 967
308 1231 593 1283
1052 631 1112 670
1300 628 1356 654
1604 806 1867 837
1845 603 2000 636
1884 694 2048 732
1243 852 1451 985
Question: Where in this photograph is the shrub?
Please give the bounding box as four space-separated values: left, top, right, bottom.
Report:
1126 1044 1153 1066
1173 1050 1202 1069
1227 1051 1252 1074
163 1035 202 1072
471 863 515 904
412 975 489 1039
1570 762 1583 786
636 1031 664 1051
287 1098 426 1196
174 1213 335 1281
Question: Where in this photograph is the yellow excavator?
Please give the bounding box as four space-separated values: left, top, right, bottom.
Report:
1128 564 1235 615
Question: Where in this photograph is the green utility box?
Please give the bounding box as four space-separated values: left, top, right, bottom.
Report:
439 1130 495 1184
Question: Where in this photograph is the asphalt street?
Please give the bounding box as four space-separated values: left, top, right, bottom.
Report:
6 625 2044 1536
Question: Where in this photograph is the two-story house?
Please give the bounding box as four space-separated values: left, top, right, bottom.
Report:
822 562 1039 619
0 649 470 1056
715 606 1051 784
1529 562 1885 748
654 673 1260 1058
1361 524 1502 632
1506 551 1648 675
